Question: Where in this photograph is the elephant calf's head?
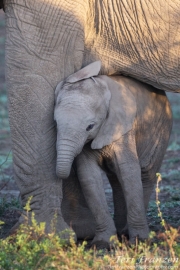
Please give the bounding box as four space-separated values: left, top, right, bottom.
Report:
54 61 111 179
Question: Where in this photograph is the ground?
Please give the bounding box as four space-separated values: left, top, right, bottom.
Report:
0 10 180 239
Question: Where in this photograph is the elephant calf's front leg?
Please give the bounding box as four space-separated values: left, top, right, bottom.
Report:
76 151 117 249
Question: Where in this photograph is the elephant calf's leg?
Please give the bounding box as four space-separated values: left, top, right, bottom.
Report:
114 134 149 243
108 173 128 238
76 153 117 249
141 170 156 212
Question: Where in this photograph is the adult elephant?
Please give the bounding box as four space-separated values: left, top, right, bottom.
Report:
1 0 180 240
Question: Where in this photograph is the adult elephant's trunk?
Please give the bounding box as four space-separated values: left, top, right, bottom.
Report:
56 139 79 179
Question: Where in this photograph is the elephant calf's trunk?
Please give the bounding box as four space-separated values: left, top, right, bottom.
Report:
56 143 76 179
56 159 73 179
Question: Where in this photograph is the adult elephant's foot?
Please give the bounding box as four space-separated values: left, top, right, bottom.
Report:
10 210 77 243
9 182 77 243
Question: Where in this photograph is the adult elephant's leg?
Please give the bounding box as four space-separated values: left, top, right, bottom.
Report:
62 168 96 240
7 72 69 234
5 0 89 236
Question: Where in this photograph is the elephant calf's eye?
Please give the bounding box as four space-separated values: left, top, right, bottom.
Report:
86 124 95 131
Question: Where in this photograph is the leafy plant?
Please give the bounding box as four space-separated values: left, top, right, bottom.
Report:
0 197 21 216
0 175 179 270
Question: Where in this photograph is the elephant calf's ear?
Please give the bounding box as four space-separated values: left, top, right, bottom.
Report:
91 78 137 149
55 81 64 104
66 61 101 83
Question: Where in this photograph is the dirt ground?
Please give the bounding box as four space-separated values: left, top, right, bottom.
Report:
0 10 180 238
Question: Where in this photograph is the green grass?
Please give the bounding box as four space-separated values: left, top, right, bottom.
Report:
165 157 180 165
0 36 5 44
0 81 12 184
161 169 180 181
0 150 13 186
0 197 21 216
167 142 180 151
0 151 12 170
0 90 9 130
0 19 5 27
171 104 180 120
148 200 180 228
160 185 180 201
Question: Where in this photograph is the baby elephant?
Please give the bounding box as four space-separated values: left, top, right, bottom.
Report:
54 61 172 247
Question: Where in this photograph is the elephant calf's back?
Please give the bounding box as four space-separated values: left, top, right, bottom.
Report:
112 76 172 173
134 81 172 172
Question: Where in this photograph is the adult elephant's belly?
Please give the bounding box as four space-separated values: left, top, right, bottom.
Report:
83 0 180 93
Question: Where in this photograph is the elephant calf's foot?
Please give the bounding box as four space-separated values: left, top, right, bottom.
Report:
54 216 77 243
117 224 129 241
128 224 149 244
90 225 117 250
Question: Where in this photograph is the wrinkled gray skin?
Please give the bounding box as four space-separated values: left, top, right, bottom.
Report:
54 61 172 245
2 0 179 242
